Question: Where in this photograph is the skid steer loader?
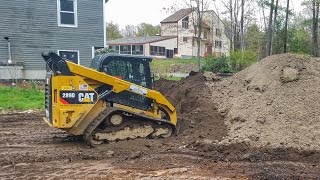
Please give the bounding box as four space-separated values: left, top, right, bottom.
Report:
42 52 178 146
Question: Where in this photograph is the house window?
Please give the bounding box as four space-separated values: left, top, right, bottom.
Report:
183 37 188 42
150 46 165 56
57 0 78 27
120 45 131 54
132 45 144 55
216 29 221 37
215 41 222 48
58 50 79 64
109 45 120 53
182 16 189 29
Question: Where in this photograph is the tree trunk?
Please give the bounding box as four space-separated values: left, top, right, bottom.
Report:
283 0 289 53
233 0 239 50
266 0 274 56
196 0 203 71
312 0 320 57
270 0 279 55
240 0 245 52
230 0 234 52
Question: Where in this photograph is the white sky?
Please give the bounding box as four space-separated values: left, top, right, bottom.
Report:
105 0 304 29
106 0 175 28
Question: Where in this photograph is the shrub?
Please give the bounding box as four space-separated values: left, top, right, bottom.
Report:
202 55 231 73
202 50 258 73
230 50 257 72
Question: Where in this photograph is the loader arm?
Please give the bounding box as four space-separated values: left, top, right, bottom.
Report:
66 61 177 125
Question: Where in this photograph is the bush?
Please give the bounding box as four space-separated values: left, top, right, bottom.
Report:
95 48 115 55
230 50 257 72
202 55 231 73
202 50 258 73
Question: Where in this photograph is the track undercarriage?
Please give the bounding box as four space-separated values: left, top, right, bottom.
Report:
83 107 175 147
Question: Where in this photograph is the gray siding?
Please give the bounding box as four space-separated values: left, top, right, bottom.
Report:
0 0 105 70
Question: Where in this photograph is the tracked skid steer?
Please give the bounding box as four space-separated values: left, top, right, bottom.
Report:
42 52 178 146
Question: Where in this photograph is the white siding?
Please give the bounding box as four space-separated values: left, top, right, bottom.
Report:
161 23 178 36
160 10 230 58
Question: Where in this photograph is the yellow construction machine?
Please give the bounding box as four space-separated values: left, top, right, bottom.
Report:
42 52 178 146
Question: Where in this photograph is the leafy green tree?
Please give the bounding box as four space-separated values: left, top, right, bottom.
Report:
245 24 265 58
288 29 312 54
136 23 160 36
230 50 257 72
107 21 123 40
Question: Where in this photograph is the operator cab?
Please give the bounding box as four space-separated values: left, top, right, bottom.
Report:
90 54 154 89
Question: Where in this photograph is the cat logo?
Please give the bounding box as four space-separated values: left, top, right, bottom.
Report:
78 93 95 103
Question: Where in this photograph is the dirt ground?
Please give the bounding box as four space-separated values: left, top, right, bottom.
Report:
1 112 320 179
1 54 320 179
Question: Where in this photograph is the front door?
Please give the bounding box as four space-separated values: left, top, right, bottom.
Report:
166 49 174 58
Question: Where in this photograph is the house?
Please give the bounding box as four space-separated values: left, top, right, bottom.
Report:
107 8 230 59
0 0 108 80
107 36 177 58
161 8 230 58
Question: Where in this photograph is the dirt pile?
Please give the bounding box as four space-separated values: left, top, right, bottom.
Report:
155 73 227 142
209 54 320 150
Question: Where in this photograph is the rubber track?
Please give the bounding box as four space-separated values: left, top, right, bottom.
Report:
83 108 113 147
83 107 179 147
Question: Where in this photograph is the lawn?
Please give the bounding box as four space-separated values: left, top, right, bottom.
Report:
150 58 205 74
0 59 203 109
0 86 44 110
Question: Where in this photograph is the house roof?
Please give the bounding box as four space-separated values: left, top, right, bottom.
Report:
160 8 193 23
107 36 176 45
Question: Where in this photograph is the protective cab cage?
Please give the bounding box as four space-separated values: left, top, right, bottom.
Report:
42 52 154 89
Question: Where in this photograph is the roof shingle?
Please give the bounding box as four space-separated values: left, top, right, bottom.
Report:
160 8 193 23
107 36 176 45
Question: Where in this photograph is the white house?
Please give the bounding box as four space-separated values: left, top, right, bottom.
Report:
107 8 230 59
161 8 230 58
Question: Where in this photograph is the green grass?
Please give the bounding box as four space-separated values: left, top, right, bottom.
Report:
0 86 44 110
150 58 205 74
154 76 182 81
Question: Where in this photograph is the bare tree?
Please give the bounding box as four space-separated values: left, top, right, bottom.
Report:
121 25 136 37
221 0 235 51
183 0 211 71
221 0 256 52
270 0 279 55
266 0 274 56
283 0 290 53
230 0 234 51
240 0 245 52
312 0 320 57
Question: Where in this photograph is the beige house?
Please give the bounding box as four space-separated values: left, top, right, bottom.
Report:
107 36 177 58
107 8 230 59
161 8 230 58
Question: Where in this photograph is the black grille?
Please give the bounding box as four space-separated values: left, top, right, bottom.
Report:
45 73 53 124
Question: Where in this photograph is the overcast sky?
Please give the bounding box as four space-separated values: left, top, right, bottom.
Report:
106 0 175 28
105 0 304 29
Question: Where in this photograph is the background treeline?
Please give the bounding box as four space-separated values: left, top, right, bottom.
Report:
107 0 320 73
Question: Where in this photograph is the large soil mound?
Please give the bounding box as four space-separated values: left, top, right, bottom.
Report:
155 74 227 142
210 54 320 150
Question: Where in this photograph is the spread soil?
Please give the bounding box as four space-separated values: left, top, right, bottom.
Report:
1 54 320 179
